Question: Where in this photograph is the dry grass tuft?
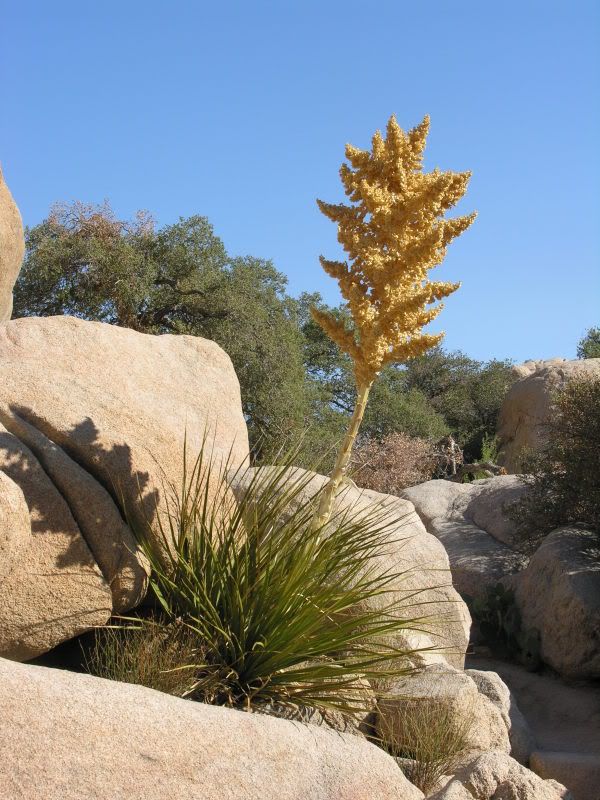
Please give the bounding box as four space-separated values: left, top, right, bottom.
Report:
83 620 202 697
380 699 474 794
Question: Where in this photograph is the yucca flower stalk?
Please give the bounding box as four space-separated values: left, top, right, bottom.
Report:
312 115 476 528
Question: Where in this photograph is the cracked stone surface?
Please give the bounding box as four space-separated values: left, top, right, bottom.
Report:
402 477 529 599
0 315 249 660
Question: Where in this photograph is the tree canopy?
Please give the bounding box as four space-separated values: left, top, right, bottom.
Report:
15 200 513 467
577 327 600 359
14 202 309 459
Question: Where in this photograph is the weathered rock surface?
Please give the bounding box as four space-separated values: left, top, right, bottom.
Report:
497 358 600 473
264 675 376 736
466 669 535 765
0 468 29 580
377 664 511 759
402 478 529 599
0 315 249 659
430 751 571 799
466 656 600 761
0 657 424 800
0 423 112 660
0 168 23 322
230 467 471 669
530 751 600 800
0 410 147 612
460 476 529 549
428 778 475 799
512 527 600 679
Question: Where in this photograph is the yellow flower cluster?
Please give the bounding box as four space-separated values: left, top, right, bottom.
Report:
313 115 476 386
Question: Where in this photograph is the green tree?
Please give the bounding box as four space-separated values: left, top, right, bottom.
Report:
14 202 309 459
577 327 600 359
404 347 514 460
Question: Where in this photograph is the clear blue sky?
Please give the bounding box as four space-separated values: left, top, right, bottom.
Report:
2 1 598 362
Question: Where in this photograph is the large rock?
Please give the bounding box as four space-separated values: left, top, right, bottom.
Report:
377 664 511 759
466 655 600 767
230 467 471 670
0 423 112 660
0 411 147 613
0 168 23 322
460 476 529 549
0 468 29 580
512 527 600 679
431 751 571 799
530 751 600 800
497 358 600 473
466 668 535 765
0 657 424 800
402 478 529 599
0 315 249 659
428 779 475 799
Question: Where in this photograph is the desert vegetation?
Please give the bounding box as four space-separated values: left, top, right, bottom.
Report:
510 375 600 548
309 114 475 526
84 445 429 720
2 2 598 796
14 206 512 474
381 699 474 794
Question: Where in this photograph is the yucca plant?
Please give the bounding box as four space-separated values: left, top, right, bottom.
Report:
126 443 434 718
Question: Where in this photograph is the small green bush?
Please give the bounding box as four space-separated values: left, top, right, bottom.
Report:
116 444 430 719
480 433 500 464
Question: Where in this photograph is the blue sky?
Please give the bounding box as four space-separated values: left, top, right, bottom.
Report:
2 1 598 362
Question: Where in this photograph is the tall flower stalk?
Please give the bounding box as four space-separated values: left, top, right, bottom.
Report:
313 115 476 528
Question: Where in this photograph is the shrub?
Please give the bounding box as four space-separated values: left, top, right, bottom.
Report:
351 432 436 493
381 699 474 794
83 620 202 696
509 376 600 546
458 434 503 482
468 584 541 671
480 433 500 464
122 444 430 718
577 326 600 359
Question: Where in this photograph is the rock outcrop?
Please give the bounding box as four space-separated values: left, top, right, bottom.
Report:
377 664 512 759
402 477 529 599
497 358 600 473
512 527 600 680
0 168 23 322
0 657 424 800
466 668 535 765
230 467 472 670
430 751 571 799
0 421 112 660
0 469 29 580
530 751 600 800
0 316 249 660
